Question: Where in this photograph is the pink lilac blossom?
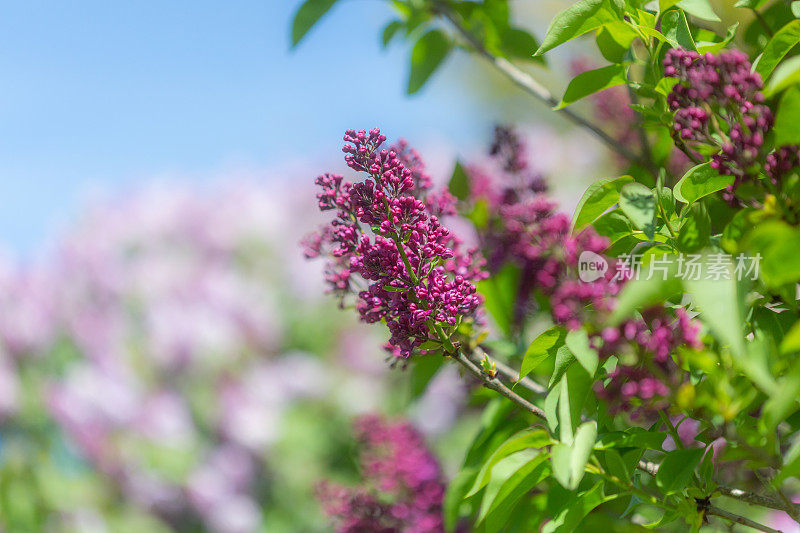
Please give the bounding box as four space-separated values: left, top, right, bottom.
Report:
663 49 799 197
317 415 445 533
304 128 486 357
467 126 703 416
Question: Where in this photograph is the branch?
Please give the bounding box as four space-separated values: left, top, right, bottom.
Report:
472 345 547 395
706 506 783 533
638 461 800 518
719 486 800 518
450 349 547 420
432 2 643 165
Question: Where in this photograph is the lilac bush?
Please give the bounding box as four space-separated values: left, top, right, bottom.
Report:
294 0 800 526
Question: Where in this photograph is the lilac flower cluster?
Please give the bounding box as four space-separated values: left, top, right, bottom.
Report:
663 49 790 192
468 127 609 330
305 128 486 357
317 415 445 533
594 308 702 416
466 127 703 415
765 145 800 184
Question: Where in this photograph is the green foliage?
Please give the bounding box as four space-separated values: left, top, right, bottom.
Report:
534 0 625 56
556 64 627 109
655 448 704 494
291 0 339 47
448 160 471 200
519 326 566 382
572 175 633 233
408 29 452 94
618 182 656 239
673 163 733 206
292 0 800 530
774 86 800 146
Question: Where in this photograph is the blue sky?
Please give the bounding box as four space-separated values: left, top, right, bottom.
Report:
0 1 498 253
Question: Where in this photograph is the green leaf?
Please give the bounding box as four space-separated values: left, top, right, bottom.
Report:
793 1 800 18
477 451 550 530
549 345 577 389
781 319 800 354
545 380 562 434
572 176 634 233
551 421 597 489
676 203 711 252
683 256 746 357
534 0 625 56
735 0 770 8
754 20 800 79
477 264 520 337
660 9 697 51
745 220 800 287
595 428 668 450
408 30 452 94
673 163 732 205
776 432 800 485
448 161 471 201
382 20 404 48
696 22 738 54
602 448 631 480
619 182 656 239
542 482 613 533
443 466 478 532
659 0 683 12
291 0 339 48
763 363 800 431
610 258 681 324
519 326 566 382
677 0 720 22
499 26 542 61
409 353 444 399
565 329 598 375
558 363 593 444
655 77 680 96
556 64 628 109
467 429 552 497
765 55 800 97
596 22 638 63
655 448 704 494
774 86 800 146
591 209 633 243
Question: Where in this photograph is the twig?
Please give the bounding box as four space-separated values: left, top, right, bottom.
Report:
431 2 643 166
706 505 783 533
473 345 547 394
450 349 547 420
718 486 800 518
637 460 660 477
638 461 800 517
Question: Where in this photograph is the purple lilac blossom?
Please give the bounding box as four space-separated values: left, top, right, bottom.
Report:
304 128 486 357
466 126 703 416
317 415 445 533
663 49 799 198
